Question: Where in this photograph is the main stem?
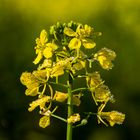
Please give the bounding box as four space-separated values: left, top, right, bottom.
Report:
66 78 73 140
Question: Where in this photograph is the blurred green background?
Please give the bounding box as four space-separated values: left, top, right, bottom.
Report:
0 0 140 140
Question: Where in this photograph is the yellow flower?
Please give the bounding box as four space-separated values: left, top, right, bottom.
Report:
43 42 58 59
39 115 50 128
33 30 48 64
86 72 103 91
98 111 125 126
94 48 116 70
28 96 51 112
64 24 96 50
33 70 47 82
20 72 39 96
67 113 80 123
72 60 85 71
38 59 52 70
63 27 77 37
51 65 64 77
50 57 73 77
53 91 68 102
76 24 94 38
94 85 114 103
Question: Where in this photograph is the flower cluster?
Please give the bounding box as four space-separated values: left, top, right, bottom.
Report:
20 21 125 128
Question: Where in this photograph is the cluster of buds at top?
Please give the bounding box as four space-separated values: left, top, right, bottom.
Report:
20 21 125 128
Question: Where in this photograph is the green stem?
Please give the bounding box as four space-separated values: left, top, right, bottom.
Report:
66 80 73 140
51 114 67 123
71 87 88 93
48 81 68 88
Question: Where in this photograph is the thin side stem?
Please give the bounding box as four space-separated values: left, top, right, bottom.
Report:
51 114 67 123
48 81 68 88
71 87 89 93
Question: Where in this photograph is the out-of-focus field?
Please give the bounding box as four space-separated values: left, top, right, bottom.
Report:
0 0 140 140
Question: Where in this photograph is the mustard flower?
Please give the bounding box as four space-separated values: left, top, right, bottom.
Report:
98 111 125 126
53 91 68 102
39 115 51 128
64 24 96 50
67 113 81 123
28 96 51 112
86 72 103 91
94 47 116 70
39 110 52 128
94 84 114 103
43 42 58 59
20 72 40 96
33 30 58 64
33 30 48 64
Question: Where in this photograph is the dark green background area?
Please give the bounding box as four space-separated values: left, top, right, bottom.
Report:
0 0 140 140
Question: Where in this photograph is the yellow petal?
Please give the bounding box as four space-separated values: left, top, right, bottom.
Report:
43 47 53 58
68 38 81 50
25 87 38 96
46 43 58 50
53 91 68 102
72 60 85 71
82 39 96 49
40 30 48 45
67 114 80 123
33 51 43 64
20 72 39 88
39 116 50 128
38 59 52 70
64 27 77 37
28 96 51 112
51 66 64 77
33 70 47 81
20 72 32 86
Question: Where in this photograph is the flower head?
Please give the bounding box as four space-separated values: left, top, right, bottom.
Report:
98 111 125 126
94 48 116 70
28 96 51 112
86 72 103 91
53 91 68 102
67 113 80 123
33 30 48 64
94 85 114 103
20 72 40 96
39 115 51 128
64 24 97 50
